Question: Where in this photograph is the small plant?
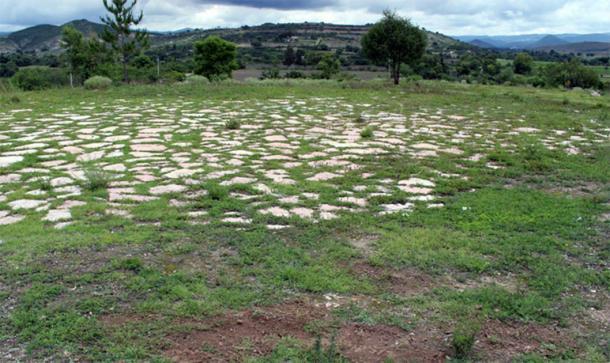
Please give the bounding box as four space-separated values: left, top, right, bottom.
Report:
452 319 481 359
310 333 345 362
82 169 110 191
38 178 52 192
84 76 113 90
225 119 240 130
113 257 143 273
206 182 228 201
360 127 374 139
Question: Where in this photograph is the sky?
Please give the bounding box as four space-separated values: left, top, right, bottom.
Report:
0 0 609 36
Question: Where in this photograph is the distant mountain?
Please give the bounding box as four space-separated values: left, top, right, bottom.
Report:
2 19 104 53
536 41 610 55
469 39 496 49
455 32 610 52
530 35 569 48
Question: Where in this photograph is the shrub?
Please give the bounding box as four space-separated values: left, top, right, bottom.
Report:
225 119 240 130
285 70 305 79
12 66 68 91
185 74 209 84
84 76 112 90
193 36 239 80
163 70 186 83
452 319 481 359
360 127 374 138
260 67 281 80
543 59 601 89
206 182 228 201
82 169 110 191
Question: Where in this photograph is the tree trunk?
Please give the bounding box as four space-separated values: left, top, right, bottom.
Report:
392 62 400 85
123 56 129 83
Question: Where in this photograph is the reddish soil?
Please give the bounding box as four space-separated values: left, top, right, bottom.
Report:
338 323 449 363
350 261 435 295
160 300 451 362
163 301 329 362
474 319 574 361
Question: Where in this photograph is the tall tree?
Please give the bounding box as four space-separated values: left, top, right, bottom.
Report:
101 0 149 82
361 10 427 85
513 52 534 75
193 36 239 81
61 26 86 87
283 46 296 66
61 26 110 85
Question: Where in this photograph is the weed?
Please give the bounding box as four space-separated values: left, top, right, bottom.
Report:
225 119 241 130
113 257 144 273
206 182 229 200
82 169 110 191
360 126 374 138
452 318 481 359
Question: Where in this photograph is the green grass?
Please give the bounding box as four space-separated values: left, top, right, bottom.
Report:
0 79 608 361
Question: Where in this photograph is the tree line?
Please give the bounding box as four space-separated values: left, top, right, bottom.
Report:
2 4 608 91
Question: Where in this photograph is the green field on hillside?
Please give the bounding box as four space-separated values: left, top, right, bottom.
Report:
0 80 608 361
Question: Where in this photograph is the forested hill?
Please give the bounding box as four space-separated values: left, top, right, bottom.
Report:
0 20 468 56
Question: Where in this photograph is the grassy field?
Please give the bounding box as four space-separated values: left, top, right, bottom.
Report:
0 80 609 362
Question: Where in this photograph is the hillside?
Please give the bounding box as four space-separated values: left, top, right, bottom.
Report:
530 35 568 48
3 20 105 53
456 32 610 52
535 41 610 55
1 20 466 56
469 39 496 49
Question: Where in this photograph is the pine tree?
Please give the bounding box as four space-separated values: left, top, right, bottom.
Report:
283 46 296 66
101 0 149 82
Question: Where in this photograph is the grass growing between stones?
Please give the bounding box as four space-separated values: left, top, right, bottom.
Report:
0 80 609 361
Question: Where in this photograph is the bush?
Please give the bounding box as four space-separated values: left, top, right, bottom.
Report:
225 119 240 130
82 169 110 191
12 66 68 91
163 70 186 83
543 59 601 89
285 70 305 79
260 67 281 80
360 127 374 138
84 76 112 90
185 74 209 84
452 319 480 359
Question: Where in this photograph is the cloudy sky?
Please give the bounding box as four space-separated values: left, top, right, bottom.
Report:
1 0 609 35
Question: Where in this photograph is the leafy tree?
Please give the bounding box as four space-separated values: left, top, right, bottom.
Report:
193 36 239 80
61 26 86 86
361 10 427 85
543 58 600 89
283 46 296 66
0 61 17 78
317 54 340 79
101 0 149 82
295 49 306 66
514 52 534 75
61 26 111 85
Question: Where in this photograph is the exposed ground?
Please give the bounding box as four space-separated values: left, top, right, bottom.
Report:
0 80 608 362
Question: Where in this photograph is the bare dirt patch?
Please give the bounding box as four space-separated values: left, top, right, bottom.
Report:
338 323 449 363
350 262 435 295
163 301 329 362
474 319 574 361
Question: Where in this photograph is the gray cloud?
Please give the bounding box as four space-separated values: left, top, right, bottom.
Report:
1 0 609 35
186 0 336 10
